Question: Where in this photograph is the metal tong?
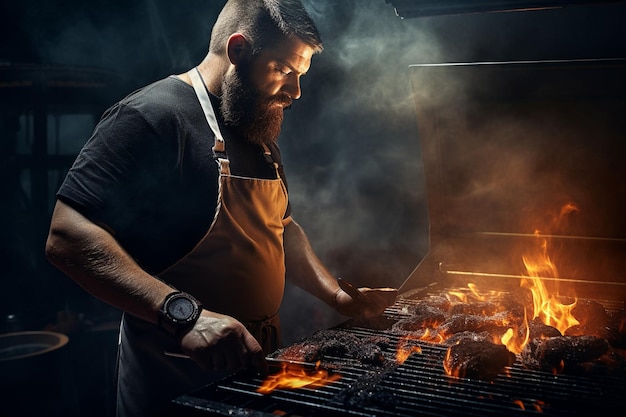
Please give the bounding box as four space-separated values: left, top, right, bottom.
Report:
337 277 370 306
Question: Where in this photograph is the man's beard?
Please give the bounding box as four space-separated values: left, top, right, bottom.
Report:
220 61 292 145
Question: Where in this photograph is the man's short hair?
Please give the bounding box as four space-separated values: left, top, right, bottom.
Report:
209 0 323 56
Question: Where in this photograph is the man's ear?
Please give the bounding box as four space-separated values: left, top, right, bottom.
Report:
226 33 249 66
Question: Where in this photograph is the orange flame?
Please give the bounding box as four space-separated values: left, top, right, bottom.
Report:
501 308 530 354
256 362 341 394
520 229 579 335
396 335 423 364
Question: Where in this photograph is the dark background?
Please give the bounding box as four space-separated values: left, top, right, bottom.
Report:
1 0 625 415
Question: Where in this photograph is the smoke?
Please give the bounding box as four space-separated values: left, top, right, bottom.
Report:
281 1 438 280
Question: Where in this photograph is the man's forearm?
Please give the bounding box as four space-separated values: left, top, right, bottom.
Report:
283 218 340 306
45 200 174 324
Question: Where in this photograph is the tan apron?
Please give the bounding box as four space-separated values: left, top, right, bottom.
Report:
161 67 288 348
115 68 288 416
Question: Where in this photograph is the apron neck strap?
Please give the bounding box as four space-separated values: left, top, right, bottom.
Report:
188 67 225 153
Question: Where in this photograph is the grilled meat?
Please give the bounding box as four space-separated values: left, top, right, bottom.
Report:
528 317 562 340
270 329 389 367
438 311 515 338
607 305 626 348
521 335 610 373
450 301 499 316
391 304 447 332
443 339 515 380
565 299 611 339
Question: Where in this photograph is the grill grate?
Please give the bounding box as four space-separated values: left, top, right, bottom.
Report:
172 297 626 417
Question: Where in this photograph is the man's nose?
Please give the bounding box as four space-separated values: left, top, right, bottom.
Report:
283 75 302 100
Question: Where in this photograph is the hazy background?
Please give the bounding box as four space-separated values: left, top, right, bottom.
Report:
1 1 625 415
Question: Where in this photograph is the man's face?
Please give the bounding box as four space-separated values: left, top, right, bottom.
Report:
220 36 315 145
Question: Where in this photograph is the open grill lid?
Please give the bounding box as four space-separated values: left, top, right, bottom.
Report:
399 58 626 300
385 0 626 18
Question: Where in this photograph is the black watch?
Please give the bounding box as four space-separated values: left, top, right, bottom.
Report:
158 291 202 338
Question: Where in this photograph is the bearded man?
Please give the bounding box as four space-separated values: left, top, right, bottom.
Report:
45 1 397 416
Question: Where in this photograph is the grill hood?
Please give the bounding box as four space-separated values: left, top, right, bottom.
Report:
386 0 626 18
400 58 626 301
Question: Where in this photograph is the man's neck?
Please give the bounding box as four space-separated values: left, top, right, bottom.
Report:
196 53 228 96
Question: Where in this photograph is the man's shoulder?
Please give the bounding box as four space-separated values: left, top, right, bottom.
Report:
121 76 195 111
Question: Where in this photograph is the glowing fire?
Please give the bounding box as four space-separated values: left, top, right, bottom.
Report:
500 308 530 354
256 362 341 394
520 232 579 335
521 205 581 333
499 203 581 353
396 335 423 364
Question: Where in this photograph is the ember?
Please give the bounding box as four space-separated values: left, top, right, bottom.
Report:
395 335 422 364
256 362 341 394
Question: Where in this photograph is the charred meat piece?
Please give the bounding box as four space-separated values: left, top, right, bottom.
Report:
391 304 447 333
450 301 499 316
565 299 611 339
335 368 397 410
443 339 515 380
500 287 534 316
438 311 516 338
272 341 322 363
521 335 610 373
606 305 626 349
353 343 386 366
566 349 626 377
408 295 452 313
528 317 561 340
271 329 389 367
441 331 494 346
363 335 393 350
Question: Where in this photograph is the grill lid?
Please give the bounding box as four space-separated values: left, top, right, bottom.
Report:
386 0 626 18
400 59 626 299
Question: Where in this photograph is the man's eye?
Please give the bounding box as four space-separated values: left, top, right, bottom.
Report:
276 67 290 76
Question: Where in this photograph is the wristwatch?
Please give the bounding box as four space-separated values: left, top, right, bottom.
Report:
158 291 202 338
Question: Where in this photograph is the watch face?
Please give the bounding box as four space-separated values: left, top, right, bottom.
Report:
168 297 196 321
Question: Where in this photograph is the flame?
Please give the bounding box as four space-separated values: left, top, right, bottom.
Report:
505 203 580 351
520 229 579 335
501 308 530 354
442 347 455 377
256 362 341 394
396 335 423 364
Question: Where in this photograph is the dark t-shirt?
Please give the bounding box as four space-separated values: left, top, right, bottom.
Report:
57 75 289 274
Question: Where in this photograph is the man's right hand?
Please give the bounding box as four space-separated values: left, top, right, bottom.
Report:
179 311 269 376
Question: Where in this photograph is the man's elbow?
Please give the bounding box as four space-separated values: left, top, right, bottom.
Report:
45 225 68 269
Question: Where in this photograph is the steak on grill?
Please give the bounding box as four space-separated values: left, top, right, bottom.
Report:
443 339 516 380
520 335 610 372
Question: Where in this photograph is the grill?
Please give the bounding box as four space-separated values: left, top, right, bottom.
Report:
173 294 624 416
172 58 626 415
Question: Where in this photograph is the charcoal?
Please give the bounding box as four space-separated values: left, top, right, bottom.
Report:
443 339 515 380
521 335 610 373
